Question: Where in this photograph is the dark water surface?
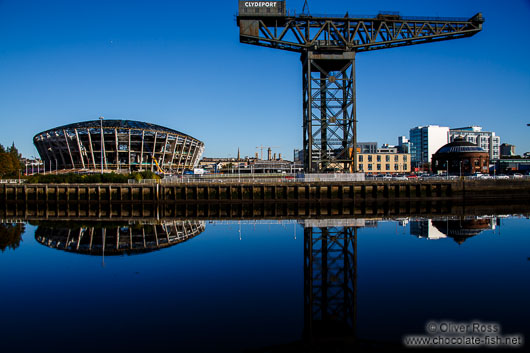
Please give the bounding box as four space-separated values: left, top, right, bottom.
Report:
1 211 529 352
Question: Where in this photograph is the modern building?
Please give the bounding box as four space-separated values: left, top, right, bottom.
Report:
397 136 410 153
449 126 500 160
357 152 410 174
409 125 449 169
377 144 398 153
33 119 204 174
500 143 516 157
431 137 489 175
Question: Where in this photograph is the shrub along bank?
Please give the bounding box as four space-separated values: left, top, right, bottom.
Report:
25 171 160 184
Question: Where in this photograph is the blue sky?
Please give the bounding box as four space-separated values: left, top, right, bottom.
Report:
1 0 529 159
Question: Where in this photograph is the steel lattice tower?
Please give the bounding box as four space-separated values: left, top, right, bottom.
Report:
237 1 484 172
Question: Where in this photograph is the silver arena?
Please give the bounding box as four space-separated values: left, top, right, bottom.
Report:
33 119 204 173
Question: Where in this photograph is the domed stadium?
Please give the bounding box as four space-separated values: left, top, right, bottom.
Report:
33 119 204 173
431 137 489 175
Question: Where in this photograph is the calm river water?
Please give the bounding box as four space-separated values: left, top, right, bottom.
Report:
1 210 528 352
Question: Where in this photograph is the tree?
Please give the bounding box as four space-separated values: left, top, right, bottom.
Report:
8 142 21 159
0 142 22 178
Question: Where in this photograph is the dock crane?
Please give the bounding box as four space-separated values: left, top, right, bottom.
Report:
237 1 484 172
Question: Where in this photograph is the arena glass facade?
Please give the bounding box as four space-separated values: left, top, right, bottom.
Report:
33 120 204 173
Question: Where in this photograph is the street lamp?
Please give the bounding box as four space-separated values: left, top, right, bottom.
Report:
99 116 104 174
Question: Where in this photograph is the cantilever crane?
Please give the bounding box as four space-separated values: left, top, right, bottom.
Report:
237 1 484 172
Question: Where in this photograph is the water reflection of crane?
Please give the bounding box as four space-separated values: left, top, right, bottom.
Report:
303 223 357 343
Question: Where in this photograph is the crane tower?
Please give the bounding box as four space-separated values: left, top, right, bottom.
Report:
237 1 484 172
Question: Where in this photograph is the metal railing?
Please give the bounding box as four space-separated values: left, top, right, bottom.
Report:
0 179 27 184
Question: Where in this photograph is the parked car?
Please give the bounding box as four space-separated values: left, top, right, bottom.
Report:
513 173 523 178
495 175 509 179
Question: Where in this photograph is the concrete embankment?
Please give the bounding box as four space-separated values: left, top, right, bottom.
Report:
1 180 529 203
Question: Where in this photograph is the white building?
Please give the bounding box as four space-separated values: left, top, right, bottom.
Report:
449 126 500 160
410 220 447 240
409 125 449 168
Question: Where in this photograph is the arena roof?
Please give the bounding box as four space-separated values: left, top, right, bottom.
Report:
435 138 487 154
37 119 191 138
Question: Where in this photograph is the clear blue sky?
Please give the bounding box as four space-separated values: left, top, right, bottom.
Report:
1 0 529 159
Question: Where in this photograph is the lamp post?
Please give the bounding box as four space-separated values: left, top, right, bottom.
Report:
55 158 58 175
99 116 104 174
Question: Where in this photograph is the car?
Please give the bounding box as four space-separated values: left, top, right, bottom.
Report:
495 175 509 179
393 176 408 181
407 174 418 179
513 173 523 178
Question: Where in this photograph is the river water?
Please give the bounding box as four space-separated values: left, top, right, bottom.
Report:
1 209 528 352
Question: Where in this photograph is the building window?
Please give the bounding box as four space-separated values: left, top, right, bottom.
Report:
394 164 399 170
394 155 399 162
403 155 407 161
368 164 372 170
359 155 363 162
377 164 381 171
385 164 390 170
377 155 381 162
386 155 390 162
368 155 372 162
359 164 363 170
403 164 407 170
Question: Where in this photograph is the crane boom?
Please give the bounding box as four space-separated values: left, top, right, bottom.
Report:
238 13 484 53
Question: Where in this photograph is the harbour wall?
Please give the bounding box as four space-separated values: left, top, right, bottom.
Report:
1 180 529 203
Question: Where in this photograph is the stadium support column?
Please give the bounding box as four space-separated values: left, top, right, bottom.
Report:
302 51 356 172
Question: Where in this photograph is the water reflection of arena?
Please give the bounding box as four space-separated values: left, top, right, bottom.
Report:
35 221 205 255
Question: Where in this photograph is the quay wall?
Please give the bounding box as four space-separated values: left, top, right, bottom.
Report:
1 180 529 203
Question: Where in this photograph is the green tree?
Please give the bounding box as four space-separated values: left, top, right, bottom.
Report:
0 142 22 178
